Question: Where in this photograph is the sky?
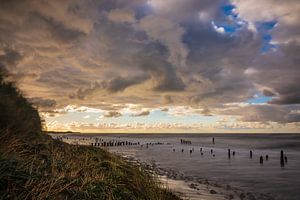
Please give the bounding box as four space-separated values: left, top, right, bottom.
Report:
0 0 300 133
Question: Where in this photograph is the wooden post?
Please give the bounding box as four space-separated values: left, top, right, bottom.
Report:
228 149 231 159
250 150 253 159
260 156 263 164
284 156 288 164
281 150 285 167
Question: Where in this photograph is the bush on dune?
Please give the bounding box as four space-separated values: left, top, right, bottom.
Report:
0 68 42 140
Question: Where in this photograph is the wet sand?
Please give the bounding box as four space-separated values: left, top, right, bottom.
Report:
125 155 274 200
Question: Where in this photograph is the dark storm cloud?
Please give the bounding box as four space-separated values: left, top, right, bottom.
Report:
38 67 89 90
70 75 148 99
269 85 300 105
285 113 300 123
29 97 56 108
0 48 22 68
188 75 253 106
32 12 87 43
0 48 34 82
248 41 300 105
262 89 276 97
152 70 185 92
221 104 300 123
134 42 186 92
105 75 148 92
240 105 290 123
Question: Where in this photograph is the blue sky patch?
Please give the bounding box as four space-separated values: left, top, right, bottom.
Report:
247 93 272 104
256 20 278 53
222 4 238 18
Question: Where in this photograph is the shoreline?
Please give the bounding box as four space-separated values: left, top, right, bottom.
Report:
121 154 276 200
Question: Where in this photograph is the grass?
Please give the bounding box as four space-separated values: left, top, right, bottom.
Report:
0 68 180 200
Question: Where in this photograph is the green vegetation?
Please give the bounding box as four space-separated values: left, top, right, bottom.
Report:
0 69 180 200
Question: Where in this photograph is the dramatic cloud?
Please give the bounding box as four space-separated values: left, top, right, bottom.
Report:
220 104 300 124
29 97 56 108
0 48 22 68
247 41 300 105
139 15 188 68
0 0 299 132
232 0 300 42
70 75 148 99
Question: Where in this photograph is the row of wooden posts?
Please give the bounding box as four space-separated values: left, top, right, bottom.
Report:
180 139 192 145
91 140 140 147
228 148 288 167
91 140 166 147
173 146 288 167
182 137 288 167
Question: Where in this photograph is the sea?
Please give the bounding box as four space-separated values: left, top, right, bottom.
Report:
51 133 300 200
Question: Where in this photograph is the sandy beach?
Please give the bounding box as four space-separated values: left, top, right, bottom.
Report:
123 154 274 200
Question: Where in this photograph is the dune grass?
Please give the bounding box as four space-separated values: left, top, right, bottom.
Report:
0 68 180 200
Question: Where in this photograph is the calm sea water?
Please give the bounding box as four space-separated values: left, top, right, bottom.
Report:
55 133 300 200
